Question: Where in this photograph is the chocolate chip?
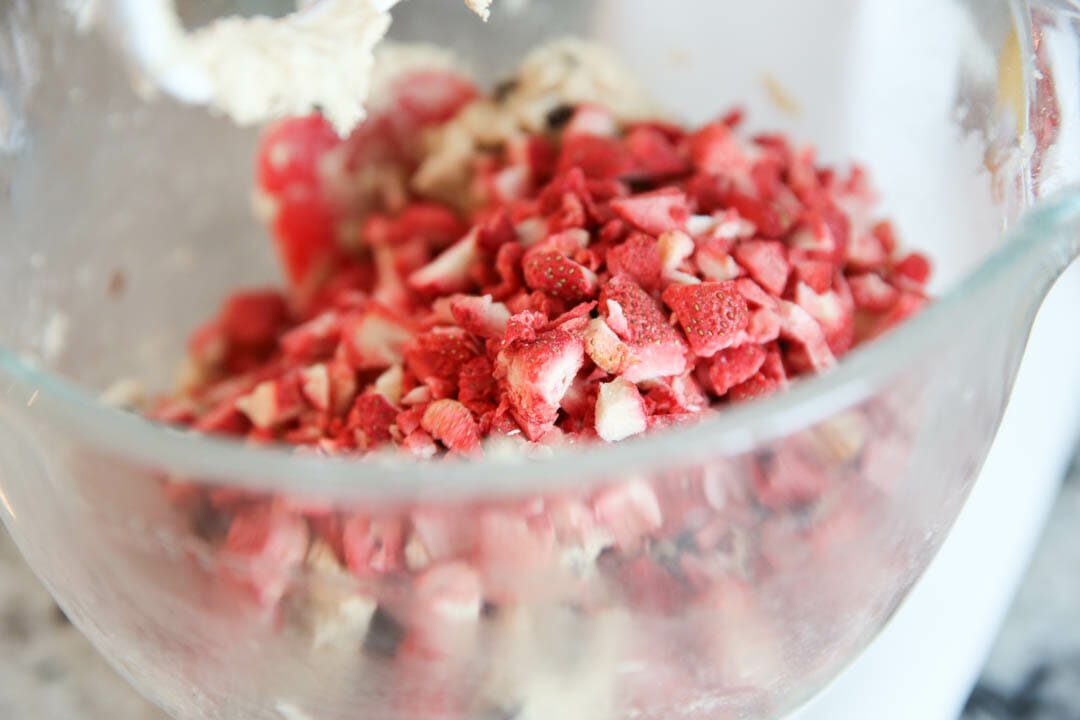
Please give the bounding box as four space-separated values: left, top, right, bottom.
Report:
545 104 576 131
492 78 519 103
363 606 405 658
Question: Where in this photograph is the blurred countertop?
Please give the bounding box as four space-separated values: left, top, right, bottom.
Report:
2 461 1079 720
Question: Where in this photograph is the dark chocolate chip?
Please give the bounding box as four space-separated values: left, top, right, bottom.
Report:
545 104 576 131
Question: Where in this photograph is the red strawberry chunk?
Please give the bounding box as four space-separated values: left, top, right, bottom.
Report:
389 69 478 127
609 189 691 236
846 229 888 272
607 233 662 290
495 328 585 441
343 515 404 576
894 252 932 285
792 259 834 294
339 304 417 370
256 114 341 196
563 103 618 138
219 290 290 349
777 300 836 370
280 311 342 360
521 246 599 302
347 392 398 449
793 282 855 355
733 240 790 296
584 317 636 375
728 371 782 403
625 126 689 180
661 281 749 358
403 328 479 398
686 122 749 176
271 186 340 290
421 399 482 454
592 481 663 550
393 203 468 250
600 276 689 382
234 374 304 430
221 506 309 607
849 273 900 312
458 355 497 415
557 134 634 180
707 344 768 396
408 229 480 295
449 294 511 338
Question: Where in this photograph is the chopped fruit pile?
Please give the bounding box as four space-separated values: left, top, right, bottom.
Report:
148 48 933 717
153 71 929 457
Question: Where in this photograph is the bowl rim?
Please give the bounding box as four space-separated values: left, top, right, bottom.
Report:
3 189 1079 501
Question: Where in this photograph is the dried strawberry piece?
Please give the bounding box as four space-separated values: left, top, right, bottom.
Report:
793 281 855 355
707 344 767 396
563 103 618 138
557 134 634 181
403 328 480 398
893 252 931 285
777 300 836 371
592 481 663 551
600 276 689 382
408 230 481 296
686 122 749 175
474 208 517 252
643 373 709 416
848 272 900 312
625 126 689 180
449 294 511 338
280 311 341 360
751 447 828 509
733 240 790 296
521 245 599 302
584 317 636 375
219 290 290 350
389 69 478 127
696 243 742 283
727 371 782 403
594 377 648 442
457 356 497 415
506 134 557 181
494 328 585 441
392 203 468 250
482 242 524 300
845 229 888 272
661 281 749 358
343 515 405 576
609 188 690 236
221 505 309 607
347 392 398 449
544 300 597 333
421 399 482 454
606 233 663 290
792 259 834 294
272 186 340 290
339 304 418 370
256 113 341 195
235 374 305 430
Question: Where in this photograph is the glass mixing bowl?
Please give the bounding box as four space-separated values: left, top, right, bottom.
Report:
1 1 1079 718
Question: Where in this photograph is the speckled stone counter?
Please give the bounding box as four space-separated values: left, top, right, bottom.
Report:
3 465 1079 720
